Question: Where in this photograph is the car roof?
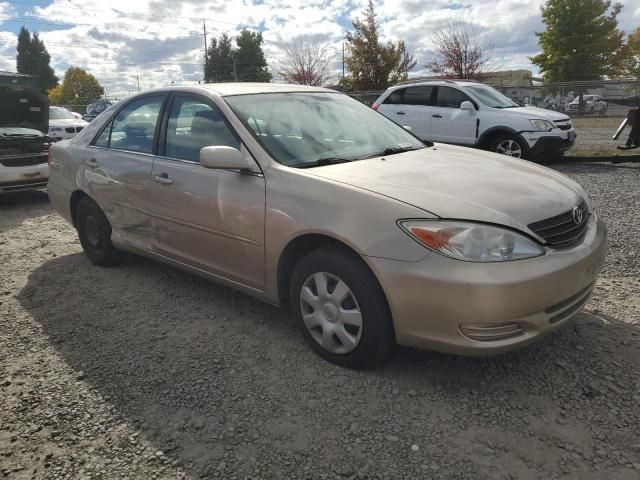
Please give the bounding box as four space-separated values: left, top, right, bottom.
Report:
386 80 483 91
141 83 334 97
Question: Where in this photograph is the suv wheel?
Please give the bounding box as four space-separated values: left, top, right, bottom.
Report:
290 247 395 369
76 196 124 266
491 134 527 159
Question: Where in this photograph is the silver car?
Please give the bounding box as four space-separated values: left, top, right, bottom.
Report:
48 84 607 368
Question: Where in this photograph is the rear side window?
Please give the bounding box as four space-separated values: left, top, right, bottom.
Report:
100 96 164 154
402 86 433 106
383 88 405 105
436 87 472 108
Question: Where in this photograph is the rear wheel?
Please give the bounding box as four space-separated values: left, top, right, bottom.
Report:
491 134 528 159
290 247 395 369
75 196 124 266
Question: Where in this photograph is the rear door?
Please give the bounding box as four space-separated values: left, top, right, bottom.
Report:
377 87 432 140
85 94 166 250
430 86 477 145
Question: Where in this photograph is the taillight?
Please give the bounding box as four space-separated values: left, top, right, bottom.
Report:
372 103 380 111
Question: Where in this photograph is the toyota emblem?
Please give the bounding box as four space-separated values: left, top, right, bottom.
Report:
572 206 584 225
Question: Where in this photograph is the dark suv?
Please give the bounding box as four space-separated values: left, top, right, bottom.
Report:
0 73 51 193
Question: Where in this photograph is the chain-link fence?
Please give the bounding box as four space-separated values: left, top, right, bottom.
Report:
344 79 640 158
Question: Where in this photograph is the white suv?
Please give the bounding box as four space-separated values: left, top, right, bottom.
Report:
373 80 576 160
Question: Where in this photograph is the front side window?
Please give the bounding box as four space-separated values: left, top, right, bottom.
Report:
108 96 163 154
435 87 472 109
226 92 425 167
465 85 519 108
164 96 240 162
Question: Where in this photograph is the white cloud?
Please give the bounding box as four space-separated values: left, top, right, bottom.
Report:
0 0 638 97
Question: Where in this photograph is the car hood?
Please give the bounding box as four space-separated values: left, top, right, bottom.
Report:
304 144 586 233
0 83 49 133
497 105 570 122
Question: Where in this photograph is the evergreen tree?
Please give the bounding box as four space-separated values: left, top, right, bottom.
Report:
344 1 415 91
234 29 271 82
530 0 625 82
204 33 235 82
16 27 59 92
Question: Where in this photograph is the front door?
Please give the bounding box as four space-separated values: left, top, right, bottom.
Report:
430 86 477 145
148 94 266 289
85 94 166 250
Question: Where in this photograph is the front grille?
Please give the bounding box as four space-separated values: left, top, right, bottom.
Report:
546 284 594 324
65 127 75 133
76 126 83 132
0 153 48 167
528 200 589 246
0 178 48 192
556 123 572 130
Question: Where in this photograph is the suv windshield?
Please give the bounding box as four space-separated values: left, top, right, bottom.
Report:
225 92 425 167
466 85 520 108
49 107 76 120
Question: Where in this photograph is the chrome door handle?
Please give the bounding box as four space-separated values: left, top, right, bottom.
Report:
85 158 98 168
153 173 174 185
432 114 443 118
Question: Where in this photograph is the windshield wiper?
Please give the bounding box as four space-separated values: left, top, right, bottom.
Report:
364 146 421 159
0 133 40 137
295 157 353 169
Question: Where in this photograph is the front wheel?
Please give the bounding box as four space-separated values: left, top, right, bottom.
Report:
290 247 395 369
491 134 528 159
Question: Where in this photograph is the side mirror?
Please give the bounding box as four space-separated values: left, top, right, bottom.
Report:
460 101 475 111
402 125 412 132
200 146 250 170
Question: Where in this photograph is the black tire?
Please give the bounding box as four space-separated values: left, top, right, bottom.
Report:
290 247 395 369
490 133 528 160
75 196 124 266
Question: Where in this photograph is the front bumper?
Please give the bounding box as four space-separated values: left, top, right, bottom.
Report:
366 215 607 356
0 163 49 192
520 130 576 159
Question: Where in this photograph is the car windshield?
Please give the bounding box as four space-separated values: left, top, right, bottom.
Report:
225 92 425 167
49 107 76 120
466 85 520 108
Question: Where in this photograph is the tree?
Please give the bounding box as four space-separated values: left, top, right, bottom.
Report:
234 29 271 82
427 19 493 79
344 1 416 91
16 27 59 92
204 33 235 82
48 67 104 105
530 0 625 82
275 36 331 86
622 28 640 78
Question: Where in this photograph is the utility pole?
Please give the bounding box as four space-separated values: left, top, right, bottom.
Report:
233 58 237 82
136 75 140 92
342 41 345 90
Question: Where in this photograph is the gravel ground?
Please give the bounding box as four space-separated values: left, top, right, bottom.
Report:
570 117 629 154
1 161 639 480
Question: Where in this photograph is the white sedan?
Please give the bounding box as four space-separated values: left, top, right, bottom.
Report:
48 107 88 141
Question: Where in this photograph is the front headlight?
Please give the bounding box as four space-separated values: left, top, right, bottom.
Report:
399 220 545 262
530 119 554 131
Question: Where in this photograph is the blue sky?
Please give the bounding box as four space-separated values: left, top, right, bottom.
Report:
1 0 638 98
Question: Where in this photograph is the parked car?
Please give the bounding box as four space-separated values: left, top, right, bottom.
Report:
48 106 88 141
48 84 606 368
373 80 576 160
82 100 112 122
567 95 607 115
0 80 50 193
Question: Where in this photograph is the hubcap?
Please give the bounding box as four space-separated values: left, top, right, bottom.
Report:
85 215 102 248
299 272 363 355
496 139 522 158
